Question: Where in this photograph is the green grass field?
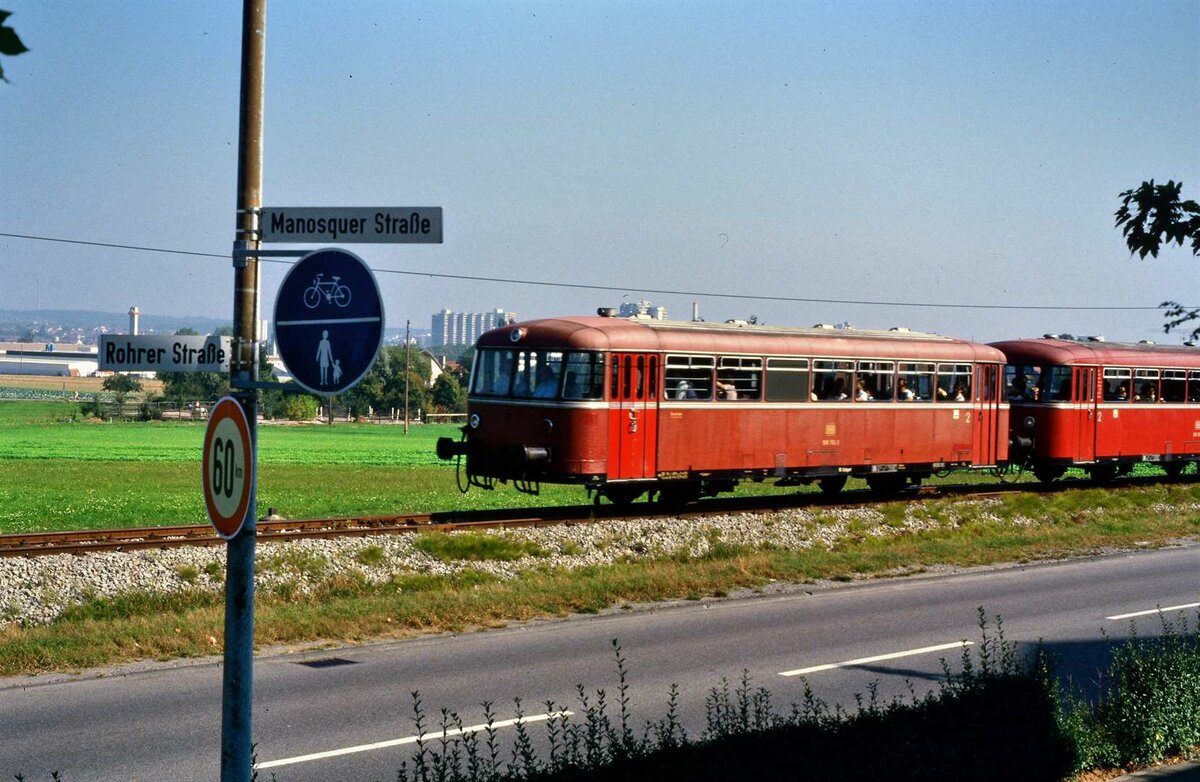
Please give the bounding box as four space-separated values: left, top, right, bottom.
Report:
0 400 587 533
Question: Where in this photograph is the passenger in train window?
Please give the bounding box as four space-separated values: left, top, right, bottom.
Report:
832 377 848 400
674 380 695 400
715 379 737 400
897 377 915 400
953 382 967 402
855 378 873 401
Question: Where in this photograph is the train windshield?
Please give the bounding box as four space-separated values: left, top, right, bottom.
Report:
1005 364 1043 401
470 348 603 400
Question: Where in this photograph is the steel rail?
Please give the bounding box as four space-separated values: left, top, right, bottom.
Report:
1 473 1189 559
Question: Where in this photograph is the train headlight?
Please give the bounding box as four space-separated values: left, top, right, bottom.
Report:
469 413 481 429
542 417 554 434
509 328 526 343
1023 416 1036 429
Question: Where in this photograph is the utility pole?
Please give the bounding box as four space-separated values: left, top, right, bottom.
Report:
224 2 264 780
404 319 411 434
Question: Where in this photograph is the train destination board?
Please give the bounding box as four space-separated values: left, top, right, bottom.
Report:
273 247 384 396
99 334 231 372
202 397 254 540
260 206 443 244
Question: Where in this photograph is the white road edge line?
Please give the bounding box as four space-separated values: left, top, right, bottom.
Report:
1106 602 1200 621
254 710 573 770
779 641 974 677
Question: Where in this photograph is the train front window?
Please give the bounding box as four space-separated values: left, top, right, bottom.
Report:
471 348 517 396
512 350 565 399
1043 366 1073 402
1006 364 1042 401
562 352 604 400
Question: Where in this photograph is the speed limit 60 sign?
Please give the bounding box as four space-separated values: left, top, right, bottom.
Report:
203 397 254 539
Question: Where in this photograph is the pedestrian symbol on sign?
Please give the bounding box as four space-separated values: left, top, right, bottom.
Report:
273 248 384 397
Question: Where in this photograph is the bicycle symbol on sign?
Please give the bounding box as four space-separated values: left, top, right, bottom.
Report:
303 274 352 309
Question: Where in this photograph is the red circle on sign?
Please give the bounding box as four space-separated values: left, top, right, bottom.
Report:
202 397 254 539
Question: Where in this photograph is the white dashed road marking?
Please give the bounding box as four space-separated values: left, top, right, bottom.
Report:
255 711 573 770
1106 602 1200 621
779 641 974 677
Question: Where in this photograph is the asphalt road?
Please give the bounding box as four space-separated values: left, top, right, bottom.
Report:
3 543 1198 781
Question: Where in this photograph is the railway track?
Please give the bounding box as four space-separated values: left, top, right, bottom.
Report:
2 473 1188 558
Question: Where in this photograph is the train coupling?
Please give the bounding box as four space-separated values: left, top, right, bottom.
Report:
436 436 469 460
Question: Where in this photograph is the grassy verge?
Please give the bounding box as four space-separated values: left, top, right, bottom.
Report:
3 483 1199 676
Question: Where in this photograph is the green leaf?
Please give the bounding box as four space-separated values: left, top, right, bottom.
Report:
0 24 27 56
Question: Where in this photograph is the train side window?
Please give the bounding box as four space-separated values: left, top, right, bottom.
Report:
716 357 762 401
562 352 604 400
935 363 972 402
1134 369 1160 403
1162 369 1186 403
765 358 809 401
665 355 714 400
648 356 658 401
1102 368 1130 402
855 361 894 401
813 359 854 401
471 348 516 397
898 362 935 401
1190 370 1200 403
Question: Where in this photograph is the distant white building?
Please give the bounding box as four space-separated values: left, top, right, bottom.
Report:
431 308 516 350
0 344 100 377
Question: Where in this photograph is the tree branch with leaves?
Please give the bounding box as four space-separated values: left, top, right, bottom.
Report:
0 10 28 83
1116 179 1200 339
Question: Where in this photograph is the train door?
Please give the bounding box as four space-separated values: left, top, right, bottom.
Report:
608 353 658 479
972 364 1001 466
1074 366 1097 463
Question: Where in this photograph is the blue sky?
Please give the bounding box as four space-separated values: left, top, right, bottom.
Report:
1 0 1197 343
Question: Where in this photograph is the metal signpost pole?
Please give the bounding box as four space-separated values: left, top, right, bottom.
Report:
223 1 265 780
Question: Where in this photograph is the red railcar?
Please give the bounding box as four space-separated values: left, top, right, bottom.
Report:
438 315 1008 502
990 336 1200 482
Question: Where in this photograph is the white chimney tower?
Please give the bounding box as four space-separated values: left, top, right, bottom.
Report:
128 306 141 335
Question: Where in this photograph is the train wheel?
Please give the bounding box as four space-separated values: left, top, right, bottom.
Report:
818 475 848 496
865 474 906 496
602 485 644 506
1032 465 1065 484
1162 462 1186 478
1089 464 1118 484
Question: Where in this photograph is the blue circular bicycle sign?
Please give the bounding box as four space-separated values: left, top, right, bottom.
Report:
273 248 385 397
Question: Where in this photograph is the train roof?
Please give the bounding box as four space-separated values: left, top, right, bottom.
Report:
989 337 1200 368
476 315 1005 362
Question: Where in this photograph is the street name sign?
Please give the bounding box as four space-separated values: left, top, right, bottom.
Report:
273 248 385 396
99 335 231 372
202 397 254 540
260 207 443 244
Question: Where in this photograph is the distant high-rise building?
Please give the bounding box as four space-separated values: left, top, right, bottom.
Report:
431 308 516 350
618 299 667 320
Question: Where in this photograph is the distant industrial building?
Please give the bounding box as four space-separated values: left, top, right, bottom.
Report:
430 308 516 350
619 299 667 320
0 344 100 377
